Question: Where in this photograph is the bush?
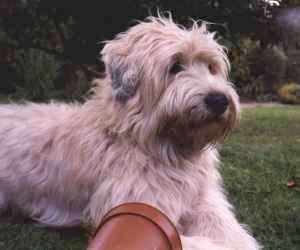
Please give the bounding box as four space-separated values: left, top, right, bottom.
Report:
278 83 300 104
230 39 289 101
230 38 264 98
13 49 62 101
249 45 288 92
286 48 300 82
11 49 91 102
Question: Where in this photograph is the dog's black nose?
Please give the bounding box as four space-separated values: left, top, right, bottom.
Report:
204 93 229 116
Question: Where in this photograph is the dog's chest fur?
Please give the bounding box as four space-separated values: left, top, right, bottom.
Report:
85 139 220 230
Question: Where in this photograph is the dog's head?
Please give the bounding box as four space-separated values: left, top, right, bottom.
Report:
101 16 240 158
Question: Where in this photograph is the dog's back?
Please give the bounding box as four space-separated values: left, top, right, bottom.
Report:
0 103 87 226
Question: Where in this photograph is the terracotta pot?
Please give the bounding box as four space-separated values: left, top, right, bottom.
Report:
87 202 182 250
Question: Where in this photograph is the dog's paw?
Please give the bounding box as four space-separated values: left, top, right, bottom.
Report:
181 235 231 250
225 237 262 250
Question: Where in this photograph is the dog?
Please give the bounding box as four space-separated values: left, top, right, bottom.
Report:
0 16 260 249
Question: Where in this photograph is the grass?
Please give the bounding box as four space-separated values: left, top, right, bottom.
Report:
221 106 300 250
0 106 299 249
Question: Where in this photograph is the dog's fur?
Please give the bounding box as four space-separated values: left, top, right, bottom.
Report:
0 16 260 249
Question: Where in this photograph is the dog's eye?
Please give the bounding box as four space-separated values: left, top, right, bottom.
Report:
169 61 184 74
208 63 217 75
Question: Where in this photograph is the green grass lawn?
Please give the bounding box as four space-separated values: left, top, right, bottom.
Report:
0 106 299 250
222 106 300 250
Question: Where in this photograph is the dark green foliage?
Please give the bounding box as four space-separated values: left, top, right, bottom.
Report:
13 49 62 101
0 1 299 100
0 0 289 101
233 43 289 100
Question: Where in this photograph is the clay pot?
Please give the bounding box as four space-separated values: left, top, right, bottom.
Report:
87 202 182 250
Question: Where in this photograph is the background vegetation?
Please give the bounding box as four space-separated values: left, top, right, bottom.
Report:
0 0 299 102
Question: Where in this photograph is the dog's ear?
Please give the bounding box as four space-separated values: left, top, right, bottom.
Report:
107 57 139 102
102 45 140 103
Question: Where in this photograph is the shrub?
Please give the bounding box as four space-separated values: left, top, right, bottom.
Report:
14 49 62 101
230 38 260 98
278 83 300 104
230 39 289 101
12 49 91 102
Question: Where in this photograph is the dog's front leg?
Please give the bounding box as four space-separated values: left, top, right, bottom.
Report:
184 188 261 250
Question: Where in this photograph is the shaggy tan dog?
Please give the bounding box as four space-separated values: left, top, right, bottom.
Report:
0 16 260 249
